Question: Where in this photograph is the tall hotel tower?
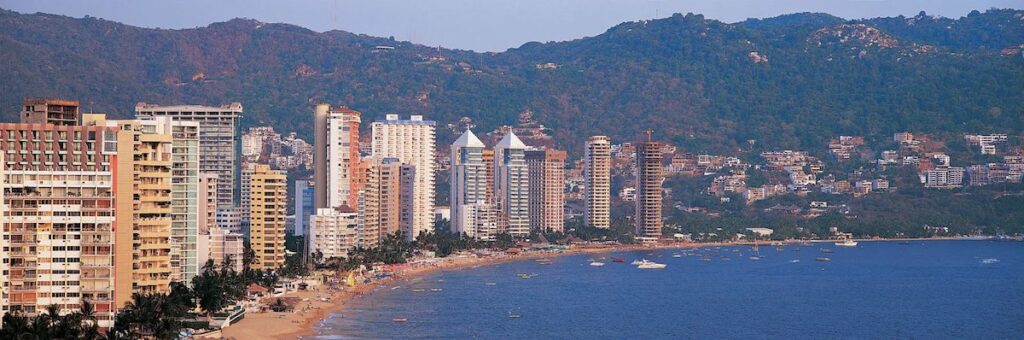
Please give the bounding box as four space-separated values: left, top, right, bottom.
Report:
248 164 287 270
494 132 530 237
371 114 436 240
584 136 612 228
635 133 664 242
525 148 566 232
135 103 242 212
449 130 493 240
313 104 363 210
1 100 119 327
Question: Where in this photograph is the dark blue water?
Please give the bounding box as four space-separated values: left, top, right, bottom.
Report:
314 241 1023 339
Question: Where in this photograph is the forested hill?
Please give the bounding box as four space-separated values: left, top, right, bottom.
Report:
1 8 1022 154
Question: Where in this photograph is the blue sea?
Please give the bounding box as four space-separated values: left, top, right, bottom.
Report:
312 240 1023 339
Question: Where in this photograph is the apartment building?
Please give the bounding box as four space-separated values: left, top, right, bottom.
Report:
248 164 287 270
0 120 120 327
635 137 663 242
494 132 530 237
85 115 174 298
525 148 566 232
313 104 364 211
310 207 359 259
371 114 436 240
450 130 489 238
135 102 242 212
584 136 611 228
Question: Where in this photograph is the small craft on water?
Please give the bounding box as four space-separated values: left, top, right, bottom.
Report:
815 257 831 262
590 261 606 267
835 240 858 247
611 257 626 263
636 259 667 269
392 318 408 323
820 248 834 253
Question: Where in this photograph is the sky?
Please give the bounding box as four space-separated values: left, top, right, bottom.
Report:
1 0 1020 52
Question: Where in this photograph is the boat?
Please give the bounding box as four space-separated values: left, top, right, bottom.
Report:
508 311 521 319
788 259 801 263
701 256 712 262
611 257 625 263
749 256 761 261
430 288 443 292
820 248 834 253
671 254 682 258
636 260 667 269
392 318 408 323
485 282 497 286
835 240 858 247
981 258 1000 264
815 257 831 262
589 261 606 267
630 259 645 265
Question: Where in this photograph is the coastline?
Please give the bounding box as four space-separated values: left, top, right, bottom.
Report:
219 237 994 339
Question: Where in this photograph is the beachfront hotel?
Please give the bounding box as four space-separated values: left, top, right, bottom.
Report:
584 136 612 228
247 164 288 270
310 207 359 259
450 130 492 239
83 115 175 298
0 101 120 327
635 134 664 242
313 104 364 211
197 226 244 273
134 102 242 218
359 157 414 246
525 148 567 232
371 114 436 240
494 132 530 237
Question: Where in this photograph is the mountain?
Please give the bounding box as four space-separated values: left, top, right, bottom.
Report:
1 8 1022 155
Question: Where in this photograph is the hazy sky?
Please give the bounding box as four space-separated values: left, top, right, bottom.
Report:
1 0 1020 52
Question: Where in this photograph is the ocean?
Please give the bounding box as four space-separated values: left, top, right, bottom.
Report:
312 240 1023 339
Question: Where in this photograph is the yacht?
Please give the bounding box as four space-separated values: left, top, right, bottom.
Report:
835 240 858 247
590 261 606 267
636 260 667 269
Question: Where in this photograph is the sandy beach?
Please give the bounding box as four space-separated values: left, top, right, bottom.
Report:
217 242 715 339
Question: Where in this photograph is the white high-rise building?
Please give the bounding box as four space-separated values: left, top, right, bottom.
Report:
136 117 202 284
585 136 612 228
313 104 363 211
135 102 242 211
450 130 489 238
371 114 436 240
461 202 498 241
310 208 359 259
494 132 530 237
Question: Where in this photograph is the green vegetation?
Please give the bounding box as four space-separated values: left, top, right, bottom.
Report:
1 9 1020 154
664 171 1024 240
0 302 103 340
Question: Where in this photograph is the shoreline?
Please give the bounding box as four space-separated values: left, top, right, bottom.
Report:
219 237 996 339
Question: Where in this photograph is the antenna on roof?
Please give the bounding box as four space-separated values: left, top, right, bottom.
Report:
646 129 653 142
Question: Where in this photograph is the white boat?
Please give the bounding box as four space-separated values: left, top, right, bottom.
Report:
835 240 858 247
671 254 682 258
589 261 605 267
636 260 667 269
630 259 645 265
